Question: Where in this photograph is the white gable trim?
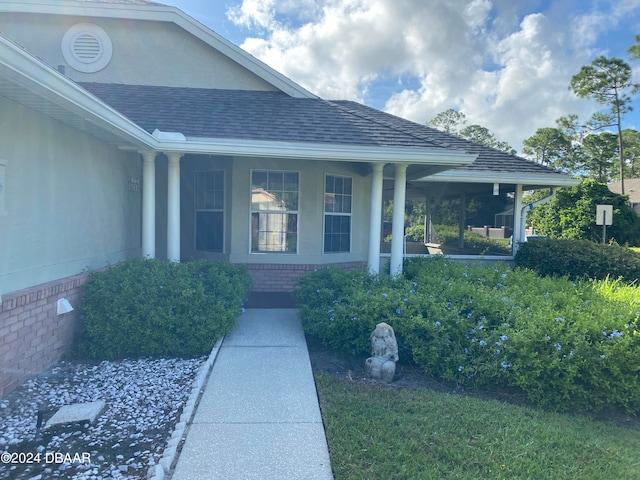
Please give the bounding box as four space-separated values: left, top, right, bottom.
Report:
0 0 316 99
0 33 156 149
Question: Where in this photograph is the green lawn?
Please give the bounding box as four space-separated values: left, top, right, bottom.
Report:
316 373 640 480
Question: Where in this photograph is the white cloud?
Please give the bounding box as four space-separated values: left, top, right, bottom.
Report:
228 0 640 151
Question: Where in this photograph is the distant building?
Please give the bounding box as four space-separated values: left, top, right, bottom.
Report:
608 179 640 215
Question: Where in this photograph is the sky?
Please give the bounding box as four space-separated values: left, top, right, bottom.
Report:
164 0 640 152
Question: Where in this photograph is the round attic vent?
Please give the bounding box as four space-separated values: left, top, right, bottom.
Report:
61 23 113 73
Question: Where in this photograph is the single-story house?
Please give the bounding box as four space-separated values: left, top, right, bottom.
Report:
0 0 577 394
609 178 640 215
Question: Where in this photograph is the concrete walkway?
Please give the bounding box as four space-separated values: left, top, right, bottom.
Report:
171 309 334 480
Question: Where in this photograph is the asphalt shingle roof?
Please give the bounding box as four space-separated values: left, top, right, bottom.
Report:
80 83 563 176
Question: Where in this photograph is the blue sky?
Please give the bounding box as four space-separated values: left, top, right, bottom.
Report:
166 0 640 152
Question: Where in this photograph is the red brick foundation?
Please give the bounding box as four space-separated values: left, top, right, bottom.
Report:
0 273 89 396
246 262 366 292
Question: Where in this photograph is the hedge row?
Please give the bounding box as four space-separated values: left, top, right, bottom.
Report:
515 239 640 283
77 258 251 359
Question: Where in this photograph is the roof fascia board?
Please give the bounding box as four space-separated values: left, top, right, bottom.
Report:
156 137 479 164
417 170 579 187
0 0 316 99
0 34 156 148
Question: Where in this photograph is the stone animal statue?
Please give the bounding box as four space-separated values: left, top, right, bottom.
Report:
364 322 398 383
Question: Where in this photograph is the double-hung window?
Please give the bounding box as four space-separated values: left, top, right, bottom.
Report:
195 170 224 252
324 174 352 253
251 170 299 253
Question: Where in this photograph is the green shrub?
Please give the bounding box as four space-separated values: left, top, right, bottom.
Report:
77 258 251 360
515 238 640 283
296 257 640 414
433 224 511 254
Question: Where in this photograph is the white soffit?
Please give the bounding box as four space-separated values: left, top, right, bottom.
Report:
0 33 155 149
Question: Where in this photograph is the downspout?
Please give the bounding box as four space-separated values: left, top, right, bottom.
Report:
514 187 557 254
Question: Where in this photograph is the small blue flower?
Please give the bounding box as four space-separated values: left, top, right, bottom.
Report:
412 282 418 287
569 351 574 357
471 328 477 334
241 307 246 313
500 335 508 341
501 273 507 279
555 317 564 322
600 354 606 359
329 316 335 322
610 330 623 338
471 338 477 343
603 330 608 336
410 289 416 294
495 349 501 354
479 340 487 346
351 316 358 321
435 321 442 327
403 297 409 302
382 293 388 297
501 361 511 369
467 313 473 319
395 308 402 315
458 366 464 372
496 341 502 346
554 343 562 351
327 309 334 313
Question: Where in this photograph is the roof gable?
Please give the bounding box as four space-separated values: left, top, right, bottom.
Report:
0 0 315 98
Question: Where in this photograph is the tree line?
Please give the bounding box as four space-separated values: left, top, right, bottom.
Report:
428 35 640 194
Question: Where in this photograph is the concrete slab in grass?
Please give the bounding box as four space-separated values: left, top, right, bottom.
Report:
45 400 106 428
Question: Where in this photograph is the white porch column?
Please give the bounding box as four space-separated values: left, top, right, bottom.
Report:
367 163 385 274
459 193 466 249
141 151 156 259
512 184 524 254
390 163 408 277
167 153 183 262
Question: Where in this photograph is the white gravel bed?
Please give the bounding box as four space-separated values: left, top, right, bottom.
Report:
0 356 205 479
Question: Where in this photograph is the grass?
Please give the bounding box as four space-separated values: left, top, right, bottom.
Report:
315 372 640 480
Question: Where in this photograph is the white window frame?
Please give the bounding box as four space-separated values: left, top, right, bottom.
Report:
249 169 300 254
194 170 225 253
323 173 352 254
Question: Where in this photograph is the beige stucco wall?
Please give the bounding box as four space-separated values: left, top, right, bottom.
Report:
0 13 278 91
0 96 142 300
176 155 371 265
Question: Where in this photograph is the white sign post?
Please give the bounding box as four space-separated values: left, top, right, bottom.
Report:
596 205 613 244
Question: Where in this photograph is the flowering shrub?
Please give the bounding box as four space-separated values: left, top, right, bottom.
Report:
296 257 640 414
78 258 251 359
